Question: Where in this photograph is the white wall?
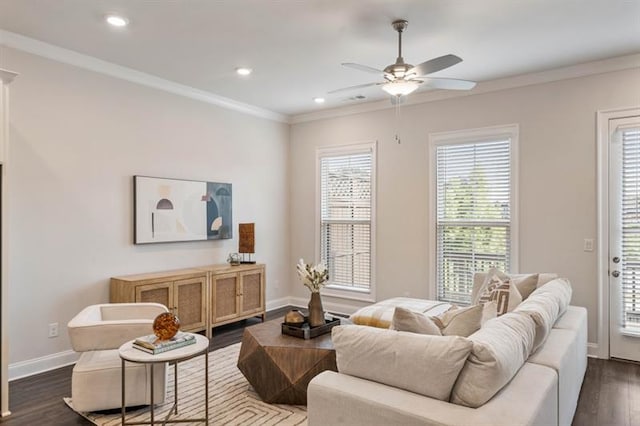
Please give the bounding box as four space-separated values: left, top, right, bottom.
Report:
290 67 640 349
3 46 290 369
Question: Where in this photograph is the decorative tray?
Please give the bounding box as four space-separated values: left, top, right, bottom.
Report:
281 316 341 340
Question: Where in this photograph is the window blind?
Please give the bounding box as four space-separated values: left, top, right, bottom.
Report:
436 140 511 304
320 152 372 290
621 126 640 333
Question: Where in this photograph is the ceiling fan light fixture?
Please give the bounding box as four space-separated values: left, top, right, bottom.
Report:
105 15 129 27
382 80 419 97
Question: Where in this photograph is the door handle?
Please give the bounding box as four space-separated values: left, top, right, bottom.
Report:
612 270 620 278
613 256 620 263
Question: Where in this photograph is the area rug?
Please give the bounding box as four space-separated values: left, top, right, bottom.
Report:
64 342 307 425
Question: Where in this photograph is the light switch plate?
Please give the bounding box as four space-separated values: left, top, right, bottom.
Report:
584 238 594 252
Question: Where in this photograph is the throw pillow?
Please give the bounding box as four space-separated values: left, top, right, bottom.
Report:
390 307 442 335
477 269 522 315
472 272 555 302
431 303 496 337
332 325 473 401
511 274 539 300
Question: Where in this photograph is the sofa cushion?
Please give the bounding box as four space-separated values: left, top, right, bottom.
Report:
332 325 473 401
390 307 442 335
476 269 523 315
529 278 572 315
350 297 451 329
527 328 585 426
514 291 561 352
537 273 560 288
308 362 558 426
450 312 536 408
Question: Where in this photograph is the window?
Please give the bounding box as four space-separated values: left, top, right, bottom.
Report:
429 125 518 304
317 142 376 299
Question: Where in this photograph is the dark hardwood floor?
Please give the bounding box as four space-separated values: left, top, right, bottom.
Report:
0 306 637 426
0 307 291 426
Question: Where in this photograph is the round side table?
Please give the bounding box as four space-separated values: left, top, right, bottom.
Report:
118 333 209 425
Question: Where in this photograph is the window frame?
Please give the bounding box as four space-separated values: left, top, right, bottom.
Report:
427 124 519 302
315 141 377 302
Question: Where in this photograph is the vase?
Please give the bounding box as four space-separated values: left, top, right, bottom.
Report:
308 292 325 327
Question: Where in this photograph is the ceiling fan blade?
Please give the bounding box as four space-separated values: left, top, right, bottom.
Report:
409 54 463 76
328 82 383 94
424 77 476 91
342 63 385 75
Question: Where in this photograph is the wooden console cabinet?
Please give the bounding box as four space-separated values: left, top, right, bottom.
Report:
199 264 266 326
110 263 265 338
110 268 207 333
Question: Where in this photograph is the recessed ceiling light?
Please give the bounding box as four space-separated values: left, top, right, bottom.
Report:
313 97 325 104
106 15 129 27
236 68 252 76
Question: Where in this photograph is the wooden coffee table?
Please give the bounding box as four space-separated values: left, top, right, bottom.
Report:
237 317 338 405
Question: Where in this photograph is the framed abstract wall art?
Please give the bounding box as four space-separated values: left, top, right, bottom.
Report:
134 175 232 244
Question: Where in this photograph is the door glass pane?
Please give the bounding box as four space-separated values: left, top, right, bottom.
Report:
620 125 640 334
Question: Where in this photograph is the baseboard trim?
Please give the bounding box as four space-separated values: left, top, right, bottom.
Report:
288 296 362 316
9 350 78 381
266 297 293 312
587 342 605 359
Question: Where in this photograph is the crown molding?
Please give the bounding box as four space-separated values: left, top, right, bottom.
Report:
291 53 640 124
0 30 288 123
0 69 18 85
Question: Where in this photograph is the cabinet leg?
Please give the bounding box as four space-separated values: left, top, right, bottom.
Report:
261 313 266 322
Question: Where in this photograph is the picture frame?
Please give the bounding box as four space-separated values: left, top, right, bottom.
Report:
133 175 232 244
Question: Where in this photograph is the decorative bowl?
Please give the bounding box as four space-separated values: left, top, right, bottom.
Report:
284 309 305 326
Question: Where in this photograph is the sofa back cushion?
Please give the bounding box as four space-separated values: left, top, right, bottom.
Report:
514 277 572 352
531 277 572 314
332 325 473 401
450 312 536 408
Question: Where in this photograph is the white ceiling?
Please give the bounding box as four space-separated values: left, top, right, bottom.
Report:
1 0 639 117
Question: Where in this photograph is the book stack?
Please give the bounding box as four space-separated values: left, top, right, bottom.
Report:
133 331 196 354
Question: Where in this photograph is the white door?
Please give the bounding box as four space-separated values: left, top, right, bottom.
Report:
609 114 640 361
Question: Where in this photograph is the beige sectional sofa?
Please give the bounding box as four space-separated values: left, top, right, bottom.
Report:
307 277 587 426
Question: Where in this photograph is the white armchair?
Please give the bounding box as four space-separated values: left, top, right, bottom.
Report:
67 303 168 412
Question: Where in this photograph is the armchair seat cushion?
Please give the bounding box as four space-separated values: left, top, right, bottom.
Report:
72 350 166 413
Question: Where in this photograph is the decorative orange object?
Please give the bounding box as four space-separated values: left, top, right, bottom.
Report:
284 309 305 325
153 312 180 341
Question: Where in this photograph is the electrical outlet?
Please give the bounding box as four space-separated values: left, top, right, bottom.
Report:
48 322 59 338
584 238 594 252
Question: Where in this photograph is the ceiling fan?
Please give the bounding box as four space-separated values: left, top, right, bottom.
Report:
330 19 476 97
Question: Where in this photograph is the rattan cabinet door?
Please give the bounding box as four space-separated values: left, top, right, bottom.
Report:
239 269 264 316
212 272 240 323
135 281 173 312
174 276 207 331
